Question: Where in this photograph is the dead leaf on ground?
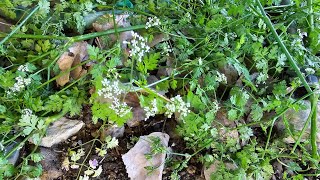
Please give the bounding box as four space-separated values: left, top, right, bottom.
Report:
93 14 133 49
56 41 88 86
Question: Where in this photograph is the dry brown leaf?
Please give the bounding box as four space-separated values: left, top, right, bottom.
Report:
56 52 74 86
56 41 88 86
68 41 88 61
70 54 82 79
57 52 74 70
93 14 130 32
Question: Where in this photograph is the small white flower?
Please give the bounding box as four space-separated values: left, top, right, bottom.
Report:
92 166 103 177
198 58 203 66
161 42 172 56
165 95 190 119
297 29 307 38
71 164 80 169
22 108 33 116
144 99 158 120
79 175 90 180
216 71 227 84
7 76 32 95
146 16 161 29
126 32 150 62
305 68 315 74
17 64 29 72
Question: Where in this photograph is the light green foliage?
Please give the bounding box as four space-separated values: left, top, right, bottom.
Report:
91 99 132 126
137 52 160 74
228 87 249 120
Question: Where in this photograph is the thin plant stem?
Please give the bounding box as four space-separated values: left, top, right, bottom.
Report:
0 25 145 42
310 94 319 159
0 6 40 46
0 33 70 40
71 25 145 42
307 0 314 33
76 139 96 179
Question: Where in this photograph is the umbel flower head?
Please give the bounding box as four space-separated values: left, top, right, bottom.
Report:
123 32 150 62
165 95 190 119
97 79 132 118
145 16 161 29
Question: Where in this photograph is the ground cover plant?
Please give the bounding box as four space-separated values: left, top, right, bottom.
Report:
0 0 320 179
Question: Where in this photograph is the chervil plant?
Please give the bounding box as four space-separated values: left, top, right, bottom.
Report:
0 0 320 179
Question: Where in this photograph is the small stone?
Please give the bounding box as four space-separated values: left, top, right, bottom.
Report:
127 106 146 127
214 108 239 143
122 132 170 180
306 75 318 85
203 161 219 180
40 148 63 180
0 18 12 33
203 161 237 180
276 100 320 144
34 117 84 147
102 125 125 139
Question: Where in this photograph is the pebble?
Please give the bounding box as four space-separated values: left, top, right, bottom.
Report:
31 117 84 147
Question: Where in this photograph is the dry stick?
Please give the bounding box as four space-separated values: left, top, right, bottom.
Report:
255 0 318 160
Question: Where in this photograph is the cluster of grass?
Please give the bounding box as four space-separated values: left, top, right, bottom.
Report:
0 0 320 179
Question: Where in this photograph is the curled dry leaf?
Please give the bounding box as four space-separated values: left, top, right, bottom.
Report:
56 42 88 86
56 52 74 86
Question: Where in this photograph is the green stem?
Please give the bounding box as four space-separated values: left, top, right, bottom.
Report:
71 25 145 42
260 91 314 158
0 33 70 40
77 139 96 179
0 25 145 42
310 94 319 159
4 133 32 159
0 5 40 46
3 132 23 145
307 0 314 32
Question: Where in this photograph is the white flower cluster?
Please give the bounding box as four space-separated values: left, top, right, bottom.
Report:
97 79 132 118
17 64 30 72
98 79 124 99
165 95 190 119
110 97 132 117
146 16 161 29
216 71 227 84
7 76 31 95
211 100 220 113
144 99 158 120
305 68 315 74
123 32 150 62
161 42 172 56
106 68 121 79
